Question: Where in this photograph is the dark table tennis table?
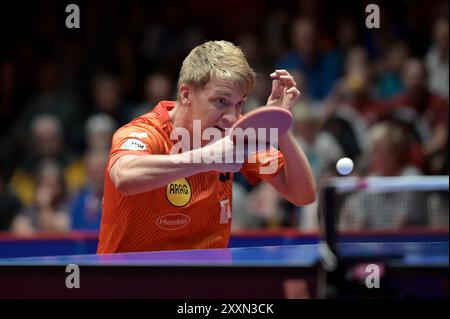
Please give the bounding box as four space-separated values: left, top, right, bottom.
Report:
0 241 447 298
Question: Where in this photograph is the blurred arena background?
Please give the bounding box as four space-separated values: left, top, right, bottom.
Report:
0 0 448 256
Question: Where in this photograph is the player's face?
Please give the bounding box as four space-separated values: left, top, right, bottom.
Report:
190 79 247 137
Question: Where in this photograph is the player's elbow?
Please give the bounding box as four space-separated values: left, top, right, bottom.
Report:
289 183 317 206
114 179 130 196
110 168 134 196
291 192 316 206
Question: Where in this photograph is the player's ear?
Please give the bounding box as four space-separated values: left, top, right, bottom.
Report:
179 83 192 107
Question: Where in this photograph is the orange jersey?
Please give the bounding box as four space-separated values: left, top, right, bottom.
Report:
97 101 285 253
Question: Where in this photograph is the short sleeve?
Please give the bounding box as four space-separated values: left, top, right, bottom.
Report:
107 125 163 172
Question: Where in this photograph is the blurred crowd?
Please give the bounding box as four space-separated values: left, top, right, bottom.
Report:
0 0 448 235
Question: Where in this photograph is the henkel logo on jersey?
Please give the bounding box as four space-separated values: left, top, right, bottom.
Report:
166 178 192 207
156 214 191 230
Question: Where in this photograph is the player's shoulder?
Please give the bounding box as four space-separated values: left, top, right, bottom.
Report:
114 107 166 137
110 120 163 154
113 118 158 139
121 101 173 133
112 101 176 152
113 112 172 153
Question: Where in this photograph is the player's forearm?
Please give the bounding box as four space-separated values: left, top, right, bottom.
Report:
278 131 317 204
112 151 208 196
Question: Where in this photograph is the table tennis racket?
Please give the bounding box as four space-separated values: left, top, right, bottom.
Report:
229 106 293 144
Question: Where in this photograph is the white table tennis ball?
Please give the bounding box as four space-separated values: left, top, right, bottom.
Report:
336 157 354 175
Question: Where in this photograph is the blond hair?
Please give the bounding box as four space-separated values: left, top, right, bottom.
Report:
177 41 256 97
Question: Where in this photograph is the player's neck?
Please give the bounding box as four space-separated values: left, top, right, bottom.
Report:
169 102 192 134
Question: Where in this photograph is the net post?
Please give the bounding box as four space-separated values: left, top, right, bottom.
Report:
319 183 338 256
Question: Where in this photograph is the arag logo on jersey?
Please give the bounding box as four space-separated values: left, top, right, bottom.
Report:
166 178 192 207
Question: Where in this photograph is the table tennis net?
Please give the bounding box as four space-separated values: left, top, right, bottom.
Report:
325 176 449 232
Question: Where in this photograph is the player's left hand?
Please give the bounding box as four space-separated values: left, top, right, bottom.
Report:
266 69 301 111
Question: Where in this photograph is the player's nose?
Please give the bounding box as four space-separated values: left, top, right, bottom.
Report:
222 107 240 127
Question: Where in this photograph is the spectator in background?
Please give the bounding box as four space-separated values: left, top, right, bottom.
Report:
10 114 74 206
292 102 320 179
0 167 22 231
142 73 173 106
132 73 174 118
0 59 24 181
263 6 290 62
389 58 448 173
243 67 274 113
375 42 410 98
318 47 380 164
65 113 118 196
278 69 320 109
91 72 135 125
238 35 279 112
114 38 138 99
366 121 422 176
332 16 360 67
85 113 118 151
11 160 70 235
291 102 322 231
14 58 84 150
0 59 23 137
70 149 108 230
339 122 424 231
321 46 384 126
277 17 340 101
425 17 449 98
237 34 260 69
244 183 295 229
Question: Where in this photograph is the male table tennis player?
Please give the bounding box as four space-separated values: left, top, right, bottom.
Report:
97 41 316 253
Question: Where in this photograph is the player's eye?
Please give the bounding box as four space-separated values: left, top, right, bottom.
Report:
215 98 229 108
